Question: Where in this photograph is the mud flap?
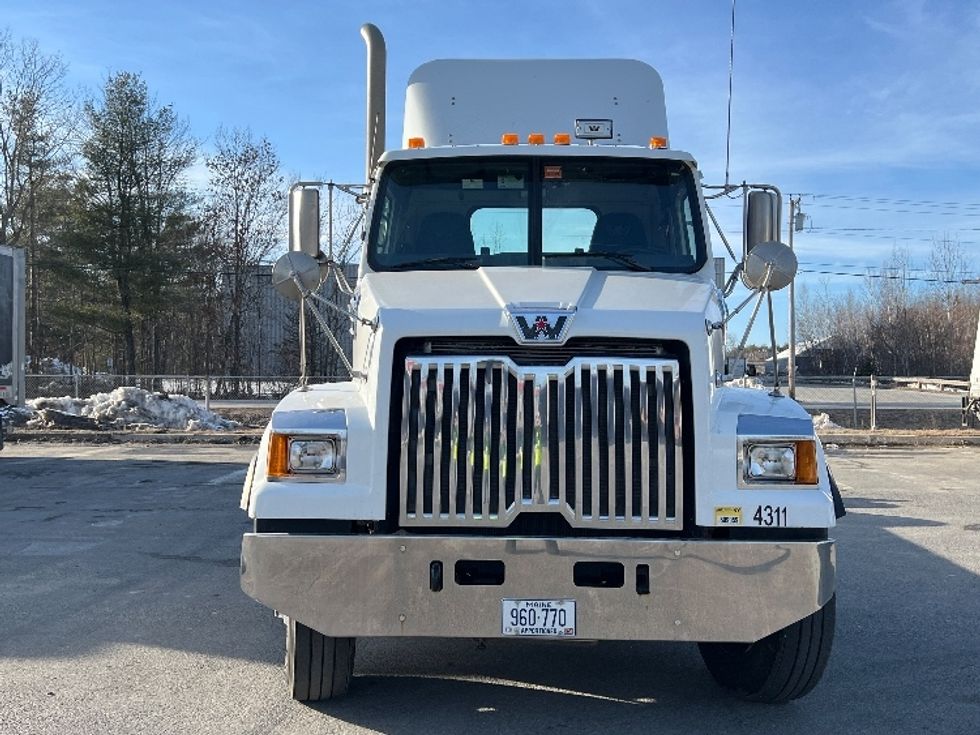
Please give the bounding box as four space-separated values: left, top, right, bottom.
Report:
828 468 846 519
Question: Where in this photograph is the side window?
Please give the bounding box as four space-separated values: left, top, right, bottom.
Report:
681 196 697 255
542 208 598 253
470 208 529 254
375 194 393 254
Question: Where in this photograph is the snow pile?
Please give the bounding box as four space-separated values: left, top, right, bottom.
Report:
811 412 841 431
35 357 83 375
724 376 766 390
26 387 239 431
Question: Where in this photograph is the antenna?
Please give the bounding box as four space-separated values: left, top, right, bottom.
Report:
724 0 736 187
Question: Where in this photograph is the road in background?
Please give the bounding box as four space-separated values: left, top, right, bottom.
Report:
1 444 977 734
795 384 962 410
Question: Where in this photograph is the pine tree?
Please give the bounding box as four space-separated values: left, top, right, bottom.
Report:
65 72 195 375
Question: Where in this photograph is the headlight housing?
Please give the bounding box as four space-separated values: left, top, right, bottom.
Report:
741 440 818 485
268 433 346 480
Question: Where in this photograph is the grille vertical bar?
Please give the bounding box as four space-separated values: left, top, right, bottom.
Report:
573 364 584 523
623 366 633 522
499 367 509 520
536 380 548 504
638 368 650 521
589 367 600 521
557 372 566 511
465 362 477 520
481 365 491 519
515 376 524 503
415 363 427 519
656 367 668 523
448 362 460 517
400 356 684 530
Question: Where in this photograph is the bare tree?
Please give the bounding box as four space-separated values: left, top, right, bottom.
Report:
203 127 285 376
0 31 74 367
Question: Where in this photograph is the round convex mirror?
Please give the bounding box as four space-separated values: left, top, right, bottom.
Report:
272 251 324 302
742 241 798 291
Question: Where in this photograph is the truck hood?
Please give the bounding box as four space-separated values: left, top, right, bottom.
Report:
358 267 718 344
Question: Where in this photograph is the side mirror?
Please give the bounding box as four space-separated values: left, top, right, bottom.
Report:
743 240 797 291
272 251 323 302
289 187 321 257
745 190 780 256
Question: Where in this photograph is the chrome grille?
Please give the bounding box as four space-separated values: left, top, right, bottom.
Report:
398 356 684 530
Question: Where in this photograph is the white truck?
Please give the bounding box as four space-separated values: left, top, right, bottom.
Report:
240 24 843 703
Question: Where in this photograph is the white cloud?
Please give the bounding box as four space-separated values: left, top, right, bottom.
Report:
182 155 210 194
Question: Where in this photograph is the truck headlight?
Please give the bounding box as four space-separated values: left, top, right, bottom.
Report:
268 433 345 479
289 439 337 473
742 440 818 484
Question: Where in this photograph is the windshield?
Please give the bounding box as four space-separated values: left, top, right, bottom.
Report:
368 156 705 272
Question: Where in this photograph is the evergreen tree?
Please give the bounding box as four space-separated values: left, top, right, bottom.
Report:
65 72 195 374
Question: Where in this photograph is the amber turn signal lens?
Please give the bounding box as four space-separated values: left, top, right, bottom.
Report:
268 433 290 478
407 137 425 149
553 133 571 145
794 440 818 484
501 133 519 145
649 136 668 149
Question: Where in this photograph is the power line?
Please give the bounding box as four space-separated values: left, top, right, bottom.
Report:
803 193 980 210
798 268 980 284
804 202 980 217
797 260 967 274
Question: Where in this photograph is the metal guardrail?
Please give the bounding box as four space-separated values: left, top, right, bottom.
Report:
25 375 347 402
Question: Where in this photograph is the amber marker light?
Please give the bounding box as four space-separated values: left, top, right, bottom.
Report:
553 132 571 145
527 132 545 145
407 137 426 149
649 136 668 149
268 433 290 478
501 132 520 145
794 440 819 485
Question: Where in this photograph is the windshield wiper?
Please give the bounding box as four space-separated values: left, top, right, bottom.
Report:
387 255 481 271
546 250 652 272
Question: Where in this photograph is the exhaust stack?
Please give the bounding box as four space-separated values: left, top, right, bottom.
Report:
360 23 386 183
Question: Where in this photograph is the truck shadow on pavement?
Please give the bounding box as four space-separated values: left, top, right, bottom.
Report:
309 501 977 734
1 454 977 734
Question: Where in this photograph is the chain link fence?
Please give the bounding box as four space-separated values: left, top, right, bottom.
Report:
24 373 971 430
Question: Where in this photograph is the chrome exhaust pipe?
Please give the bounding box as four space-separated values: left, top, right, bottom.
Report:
360 23 386 183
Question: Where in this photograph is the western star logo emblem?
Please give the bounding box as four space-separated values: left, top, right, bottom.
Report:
515 314 568 341
509 306 576 343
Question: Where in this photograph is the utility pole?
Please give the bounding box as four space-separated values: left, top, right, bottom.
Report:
787 196 798 399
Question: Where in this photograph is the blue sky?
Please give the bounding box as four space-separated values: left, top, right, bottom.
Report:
4 0 980 344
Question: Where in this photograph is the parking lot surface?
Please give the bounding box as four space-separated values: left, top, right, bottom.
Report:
1 443 977 734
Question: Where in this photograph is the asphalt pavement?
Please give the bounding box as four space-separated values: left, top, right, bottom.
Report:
0 443 977 734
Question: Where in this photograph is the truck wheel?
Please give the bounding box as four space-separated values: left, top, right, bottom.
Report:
285 617 355 701
698 594 835 703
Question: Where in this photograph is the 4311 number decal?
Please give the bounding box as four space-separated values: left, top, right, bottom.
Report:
753 505 788 526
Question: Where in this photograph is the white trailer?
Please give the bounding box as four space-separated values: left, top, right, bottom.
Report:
239 25 842 703
0 244 26 407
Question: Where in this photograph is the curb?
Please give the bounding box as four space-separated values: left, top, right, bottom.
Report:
818 432 980 447
5 430 263 445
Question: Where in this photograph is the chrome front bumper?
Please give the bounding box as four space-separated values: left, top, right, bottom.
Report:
240 534 835 643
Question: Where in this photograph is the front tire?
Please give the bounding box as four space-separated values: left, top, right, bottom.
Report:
285 617 355 701
699 594 835 703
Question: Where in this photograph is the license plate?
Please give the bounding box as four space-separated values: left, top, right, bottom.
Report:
501 598 576 638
